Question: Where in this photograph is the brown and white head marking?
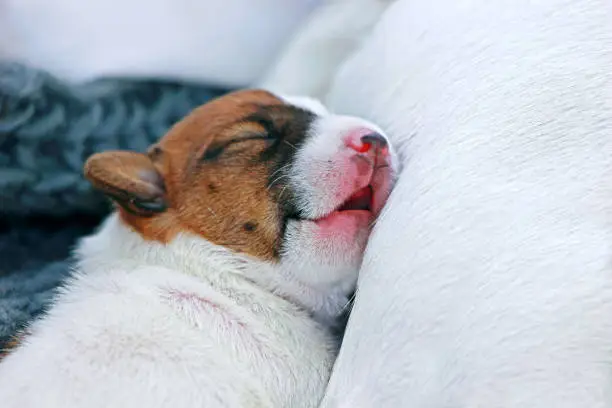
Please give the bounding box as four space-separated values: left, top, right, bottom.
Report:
84 89 396 322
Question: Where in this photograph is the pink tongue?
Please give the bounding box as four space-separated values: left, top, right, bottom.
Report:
338 186 373 211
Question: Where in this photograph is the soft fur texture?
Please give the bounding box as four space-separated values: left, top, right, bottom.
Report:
0 62 224 348
265 0 612 406
0 215 334 407
0 216 98 347
260 0 392 98
0 62 225 217
0 90 394 407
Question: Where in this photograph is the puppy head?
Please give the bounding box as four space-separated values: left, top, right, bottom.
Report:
84 89 395 289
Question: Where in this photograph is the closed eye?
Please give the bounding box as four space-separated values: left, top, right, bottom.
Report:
201 144 225 161
243 113 280 141
200 134 272 162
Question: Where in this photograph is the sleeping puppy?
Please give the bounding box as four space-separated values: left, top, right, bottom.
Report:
0 89 395 408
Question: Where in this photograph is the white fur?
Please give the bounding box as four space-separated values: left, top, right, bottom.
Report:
289 114 395 219
259 0 393 98
271 96 396 323
281 94 395 218
0 0 322 86
0 215 335 407
265 0 612 406
0 95 396 407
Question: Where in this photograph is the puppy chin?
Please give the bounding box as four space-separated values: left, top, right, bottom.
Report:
280 215 370 288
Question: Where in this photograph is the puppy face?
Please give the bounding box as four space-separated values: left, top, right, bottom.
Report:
85 89 395 287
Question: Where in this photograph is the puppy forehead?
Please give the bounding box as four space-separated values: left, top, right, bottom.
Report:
159 89 290 150
278 95 328 116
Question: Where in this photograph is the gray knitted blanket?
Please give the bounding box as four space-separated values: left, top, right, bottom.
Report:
0 63 227 347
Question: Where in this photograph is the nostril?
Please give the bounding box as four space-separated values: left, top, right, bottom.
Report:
361 133 388 150
345 129 388 154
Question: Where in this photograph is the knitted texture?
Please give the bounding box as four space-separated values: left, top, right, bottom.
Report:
0 63 228 348
0 62 226 217
0 216 99 347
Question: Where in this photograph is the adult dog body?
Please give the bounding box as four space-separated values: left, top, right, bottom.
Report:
265 0 612 406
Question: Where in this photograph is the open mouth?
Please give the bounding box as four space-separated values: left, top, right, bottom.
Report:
295 185 375 224
337 185 373 213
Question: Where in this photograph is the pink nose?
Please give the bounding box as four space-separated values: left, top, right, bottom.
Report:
347 132 389 155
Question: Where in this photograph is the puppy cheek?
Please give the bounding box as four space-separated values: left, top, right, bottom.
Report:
290 154 369 219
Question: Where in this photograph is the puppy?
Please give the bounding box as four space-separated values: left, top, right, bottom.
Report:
0 89 395 408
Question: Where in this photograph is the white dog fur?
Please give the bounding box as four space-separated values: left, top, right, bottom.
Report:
260 0 393 98
0 90 395 407
0 215 334 407
264 0 612 406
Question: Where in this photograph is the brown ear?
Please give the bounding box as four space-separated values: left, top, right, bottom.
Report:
84 151 167 216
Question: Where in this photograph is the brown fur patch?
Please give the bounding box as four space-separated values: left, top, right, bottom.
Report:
86 89 315 261
0 332 27 360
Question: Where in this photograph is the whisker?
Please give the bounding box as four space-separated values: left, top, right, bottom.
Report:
277 185 289 202
339 292 357 314
283 140 298 151
207 207 217 218
267 174 288 190
369 216 379 228
268 163 291 181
